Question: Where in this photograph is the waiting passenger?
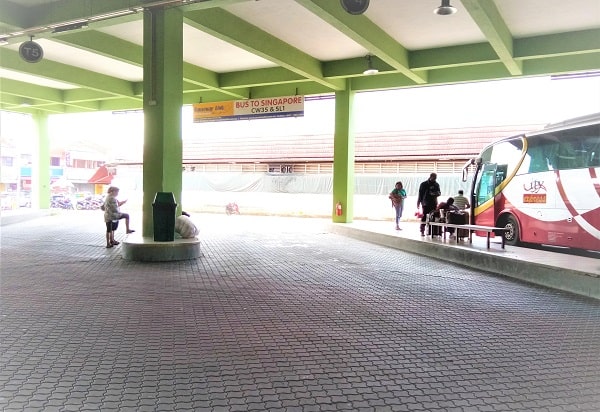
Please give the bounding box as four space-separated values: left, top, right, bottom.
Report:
453 190 470 210
437 197 460 215
417 173 441 236
389 181 407 230
437 197 461 238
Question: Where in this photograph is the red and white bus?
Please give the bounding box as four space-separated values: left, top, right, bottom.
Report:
463 113 600 251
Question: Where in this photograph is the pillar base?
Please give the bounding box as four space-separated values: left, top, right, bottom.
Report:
122 234 201 262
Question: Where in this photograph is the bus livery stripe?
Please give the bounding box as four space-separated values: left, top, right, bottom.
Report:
590 168 600 195
555 170 579 217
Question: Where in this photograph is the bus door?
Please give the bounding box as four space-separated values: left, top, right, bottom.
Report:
473 162 500 227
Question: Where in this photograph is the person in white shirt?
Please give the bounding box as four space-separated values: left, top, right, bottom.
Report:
452 190 471 229
453 190 471 210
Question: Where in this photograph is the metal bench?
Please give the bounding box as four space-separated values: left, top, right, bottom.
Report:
427 221 507 249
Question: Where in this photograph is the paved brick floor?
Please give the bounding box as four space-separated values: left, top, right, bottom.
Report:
1 211 599 411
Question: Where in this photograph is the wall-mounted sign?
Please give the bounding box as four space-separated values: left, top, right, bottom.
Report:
19 40 43 63
193 95 304 123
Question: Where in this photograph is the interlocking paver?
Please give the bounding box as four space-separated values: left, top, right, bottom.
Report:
1 212 599 411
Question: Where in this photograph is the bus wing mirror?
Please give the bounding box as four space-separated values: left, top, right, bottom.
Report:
461 158 476 182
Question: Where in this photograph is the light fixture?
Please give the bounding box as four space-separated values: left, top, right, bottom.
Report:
434 0 457 15
363 55 379 75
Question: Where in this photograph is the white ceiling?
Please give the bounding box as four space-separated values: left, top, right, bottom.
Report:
0 0 599 114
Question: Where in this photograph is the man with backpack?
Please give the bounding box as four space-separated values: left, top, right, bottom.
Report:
417 173 441 236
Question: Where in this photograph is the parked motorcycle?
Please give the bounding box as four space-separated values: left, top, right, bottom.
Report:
76 195 104 210
51 195 74 209
225 202 240 215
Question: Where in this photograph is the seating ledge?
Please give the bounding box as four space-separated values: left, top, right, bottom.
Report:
428 222 505 232
427 221 507 248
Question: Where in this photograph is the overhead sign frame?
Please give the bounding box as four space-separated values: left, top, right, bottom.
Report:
193 95 304 123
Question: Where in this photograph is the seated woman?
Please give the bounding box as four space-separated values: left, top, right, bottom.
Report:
437 197 459 213
436 197 461 236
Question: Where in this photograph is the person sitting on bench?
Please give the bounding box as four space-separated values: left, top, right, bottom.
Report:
437 197 461 237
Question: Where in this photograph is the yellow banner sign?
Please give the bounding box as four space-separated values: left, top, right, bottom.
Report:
193 95 304 122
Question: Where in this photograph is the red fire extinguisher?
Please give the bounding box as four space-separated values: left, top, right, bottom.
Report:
336 201 343 216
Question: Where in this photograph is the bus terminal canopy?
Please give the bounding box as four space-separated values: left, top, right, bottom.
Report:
0 0 599 115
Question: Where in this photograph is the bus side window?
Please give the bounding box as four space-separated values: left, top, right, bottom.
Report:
544 143 558 170
584 135 600 166
525 137 557 173
574 150 588 167
527 146 549 173
557 140 577 169
584 132 600 167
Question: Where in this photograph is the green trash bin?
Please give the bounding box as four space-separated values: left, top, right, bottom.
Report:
152 192 177 241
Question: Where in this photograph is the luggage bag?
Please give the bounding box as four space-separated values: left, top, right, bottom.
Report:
448 211 468 239
427 211 444 236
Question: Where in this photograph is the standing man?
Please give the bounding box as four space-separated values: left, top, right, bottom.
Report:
417 173 441 236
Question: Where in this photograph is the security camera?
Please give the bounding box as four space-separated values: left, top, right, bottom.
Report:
340 0 369 15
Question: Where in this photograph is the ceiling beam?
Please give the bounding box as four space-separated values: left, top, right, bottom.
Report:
1 78 64 103
53 29 248 99
0 0 599 116
20 0 165 29
0 48 138 99
9 0 255 30
0 104 64 115
411 43 499 71
220 67 309 89
184 7 346 91
0 79 102 112
523 52 600 76
62 89 118 104
515 28 600 59
460 0 522 76
54 30 143 65
294 0 427 84
0 1 28 30
0 0 252 44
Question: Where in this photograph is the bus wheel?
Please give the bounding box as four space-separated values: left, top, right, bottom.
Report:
502 215 520 246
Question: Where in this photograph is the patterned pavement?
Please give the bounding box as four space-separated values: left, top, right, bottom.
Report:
1 211 599 411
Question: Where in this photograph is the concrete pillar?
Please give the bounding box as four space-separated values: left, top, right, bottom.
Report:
332 82 355 223
142 7 183 237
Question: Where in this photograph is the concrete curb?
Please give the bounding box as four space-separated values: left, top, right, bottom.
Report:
329 223 600 300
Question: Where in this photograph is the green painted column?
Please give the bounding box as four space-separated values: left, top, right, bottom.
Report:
142 7 183 237
332 83 355 223
32 111 50 209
